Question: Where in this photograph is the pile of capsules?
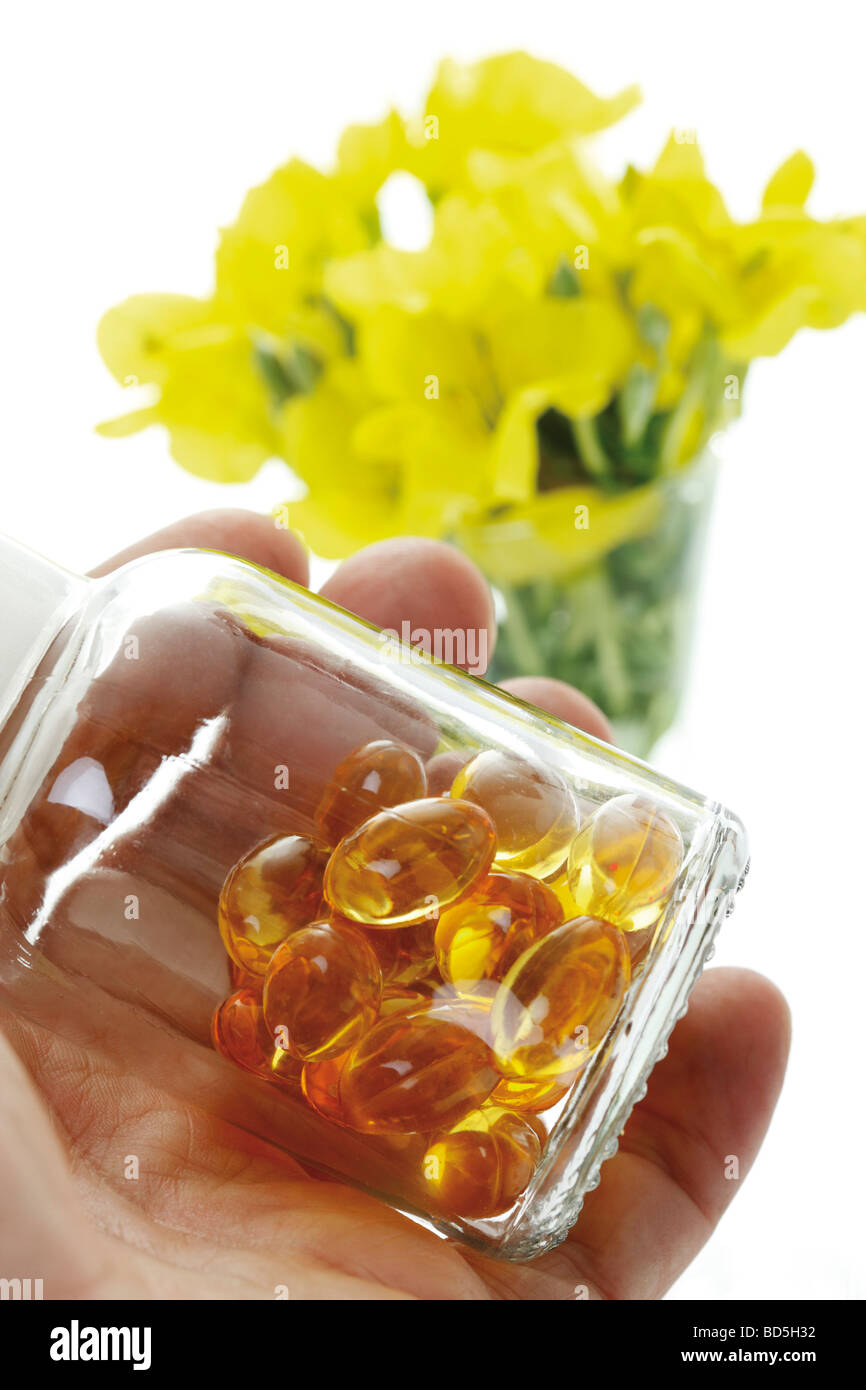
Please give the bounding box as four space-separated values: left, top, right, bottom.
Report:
211 740 684 1221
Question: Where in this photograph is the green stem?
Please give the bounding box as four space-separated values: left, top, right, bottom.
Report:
590 574 633 715
497 582 546 676
573 415 612 483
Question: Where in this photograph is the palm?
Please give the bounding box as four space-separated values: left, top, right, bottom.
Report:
0 512 789 1300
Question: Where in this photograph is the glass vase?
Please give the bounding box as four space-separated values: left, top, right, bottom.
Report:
457 452 718 758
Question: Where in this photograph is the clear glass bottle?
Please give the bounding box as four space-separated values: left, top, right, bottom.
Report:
0 533 748 1261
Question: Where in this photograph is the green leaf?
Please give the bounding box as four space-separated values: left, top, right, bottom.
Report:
252 338 322 410
547 256 581 297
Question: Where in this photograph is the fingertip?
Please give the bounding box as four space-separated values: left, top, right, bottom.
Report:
693 967 792 1089
498 677 614 744
321 538 497 673
237 511 310 587
638 964 792 1203
90 509 310 587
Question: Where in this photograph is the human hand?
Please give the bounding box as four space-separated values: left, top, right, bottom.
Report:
0 510 790 1300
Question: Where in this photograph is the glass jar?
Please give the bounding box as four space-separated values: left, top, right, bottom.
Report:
456 451 718 758
0 533 747 1261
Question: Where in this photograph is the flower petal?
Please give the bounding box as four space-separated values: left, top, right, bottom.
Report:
762 150 814 211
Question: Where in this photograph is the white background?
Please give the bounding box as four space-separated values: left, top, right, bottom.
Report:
2 0 865 1299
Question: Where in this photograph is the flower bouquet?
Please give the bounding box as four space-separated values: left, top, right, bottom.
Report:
98 52 866 754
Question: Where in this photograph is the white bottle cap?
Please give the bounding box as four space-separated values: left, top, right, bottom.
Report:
0 532 84 730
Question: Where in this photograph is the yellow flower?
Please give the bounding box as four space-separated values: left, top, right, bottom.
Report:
622 138 866 360
404 52 640 196
762 150 815 210
279 361 402 555
325 192 541 319
464 139 630 274
96 156 373 478
721 209 866 357
281 360 492 556
335 108 408 208
621 136 742 333
97 295 277 481
355 305 496 418
214 157 371 336
457 478 666 587
96 51 866 565
639 132 732 232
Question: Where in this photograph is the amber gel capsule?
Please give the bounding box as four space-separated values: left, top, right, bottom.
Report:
392 929 438 987
212 988 274 1075
435 870 563 985
353 919 402 980
450 750 577 879
378 985 432 1017
229 960 261 991
340 1011 500 1133
218 834 329 975
371 917 438 986
567 793 683 930
493 917 630 1079
263 920 382 1061
423 981 500 1046
423 1107 541 1218
212 987 300 1087
302 1051 350 1124
315 739 427 847
489 1074 573 1114
324 797 496 927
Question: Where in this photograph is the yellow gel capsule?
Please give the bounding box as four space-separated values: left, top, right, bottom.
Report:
263 920 382 1061
218 834 329 975
547 868 581 921
422 1108 541 1218
315 740 427 847
340 1011 500 1134
450 750 577 879
489 1074 573 1114
547 870 657 964
492 917 630 1079
323 797 496 927
566 793 684 930
435 870 563 986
